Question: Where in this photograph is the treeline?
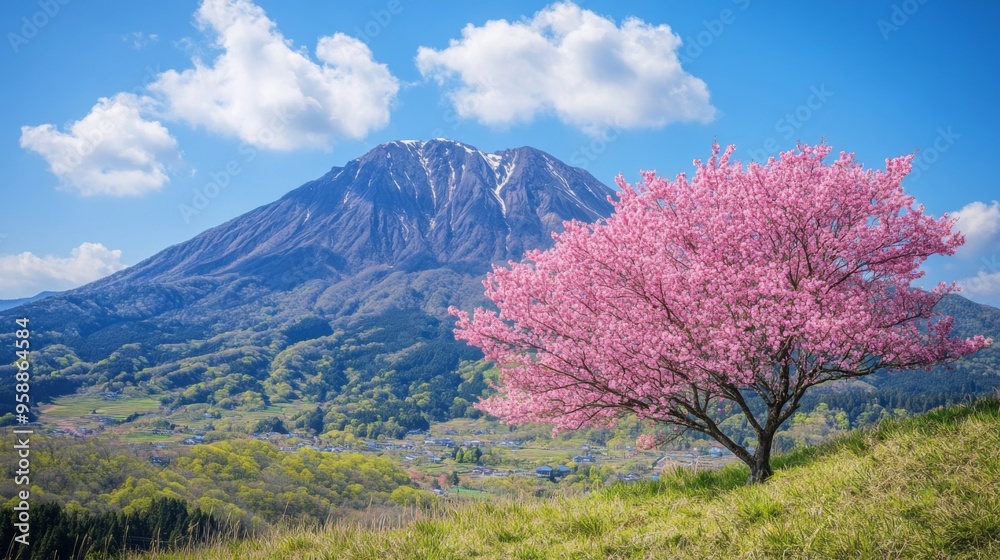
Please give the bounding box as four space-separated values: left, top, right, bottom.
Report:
766 380 1000 453
0 434 412 530
0 497 227 560
791 364 1000 441
800 384 1000 427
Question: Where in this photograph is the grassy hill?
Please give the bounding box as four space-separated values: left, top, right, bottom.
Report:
133 398 1000 560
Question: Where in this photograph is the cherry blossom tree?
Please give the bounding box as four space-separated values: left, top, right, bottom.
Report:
452 143 991 483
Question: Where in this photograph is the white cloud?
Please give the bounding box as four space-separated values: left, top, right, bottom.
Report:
149 0 399 150
19 93 179 196
0 243 129 299
416 1 716 135
123 31 159 49
23 0 399 194
957 268 1000 307
952 200 1000 256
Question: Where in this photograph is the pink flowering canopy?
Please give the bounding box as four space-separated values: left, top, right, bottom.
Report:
452 143 991 481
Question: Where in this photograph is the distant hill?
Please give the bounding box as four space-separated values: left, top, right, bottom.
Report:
0 290 59 311
801 293 1000 423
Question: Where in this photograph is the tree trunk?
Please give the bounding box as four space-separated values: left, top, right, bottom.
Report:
748 454 773 483
748 431 775 483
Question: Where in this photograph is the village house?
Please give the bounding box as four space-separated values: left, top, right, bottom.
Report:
536 464 573 478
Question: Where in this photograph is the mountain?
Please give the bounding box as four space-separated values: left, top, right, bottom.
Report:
0 290 59 311
0 139 616 435
28 139 612 330
110 139 611 286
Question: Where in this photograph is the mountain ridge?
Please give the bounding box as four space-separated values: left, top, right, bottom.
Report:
0 290 59 311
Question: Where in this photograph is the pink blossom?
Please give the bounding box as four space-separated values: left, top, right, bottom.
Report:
635 434 658 451
451 142 992 482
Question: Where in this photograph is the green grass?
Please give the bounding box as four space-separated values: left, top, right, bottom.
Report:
226 403 302 421
136 398 1000 559
120 432 180 443
42 395 305 425
452 487 489 497
43 395 163 420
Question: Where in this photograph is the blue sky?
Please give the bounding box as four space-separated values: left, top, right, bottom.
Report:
1 0 999 305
